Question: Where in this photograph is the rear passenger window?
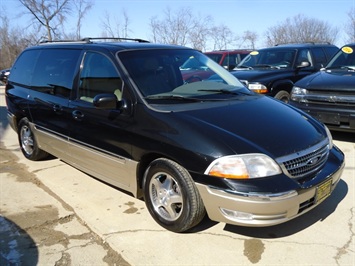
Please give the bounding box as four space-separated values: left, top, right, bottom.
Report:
10 49 41 86
79 52 122 102
31 49 81 97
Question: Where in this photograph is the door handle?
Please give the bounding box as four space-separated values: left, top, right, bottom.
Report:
72 110 84 121
53 104 63 113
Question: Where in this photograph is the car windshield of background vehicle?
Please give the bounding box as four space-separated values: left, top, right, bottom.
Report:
117 49 250 103
325 45 355 71
237 49 296 69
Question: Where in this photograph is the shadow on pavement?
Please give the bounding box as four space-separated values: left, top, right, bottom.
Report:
0 216 38 265
0 105 10 137
332 131 355 142
222 179 348 238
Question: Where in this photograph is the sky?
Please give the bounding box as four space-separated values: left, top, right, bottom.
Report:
2 0 355 50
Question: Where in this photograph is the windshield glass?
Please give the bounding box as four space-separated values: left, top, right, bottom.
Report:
118 49 250 102
237 49 296 69
325 45 355 71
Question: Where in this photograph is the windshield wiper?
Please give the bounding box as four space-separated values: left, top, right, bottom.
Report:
254 64 280 69
325 66 355 71
341 66 355 71
144 95 202 102
198 89 250 95
236 65 253 70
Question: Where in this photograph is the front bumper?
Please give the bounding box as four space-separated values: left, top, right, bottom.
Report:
290 101 355 133
196 155 344 227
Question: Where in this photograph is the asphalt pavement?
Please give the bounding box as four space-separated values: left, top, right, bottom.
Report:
1 86 354 265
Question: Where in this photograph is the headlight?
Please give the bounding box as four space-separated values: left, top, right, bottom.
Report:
248 83 268 94
291 86 308 102
205 154 282 179
324 125 333 150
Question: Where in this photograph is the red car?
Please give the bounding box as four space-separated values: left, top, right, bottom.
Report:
205 49 252 70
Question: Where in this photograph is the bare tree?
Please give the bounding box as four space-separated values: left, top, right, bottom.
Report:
72 0 94 39
188 14 212 51
0 14 33 69
241 30 258 49
149 7 241 51
150 7 193 46
345 7 355 43
100 9 131 38
19 0 72 41
265 14 338 46
210 24 236 50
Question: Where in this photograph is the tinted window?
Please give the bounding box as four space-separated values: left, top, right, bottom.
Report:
10 49 41 86
296 49 313 66
312 47 328 67
31 49 81 97
79 52 122 102
206 54 223 64
222 55 239 68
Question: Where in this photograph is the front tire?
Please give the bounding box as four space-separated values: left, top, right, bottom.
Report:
274 90 290 103
18 118 49 161
143 158 206 232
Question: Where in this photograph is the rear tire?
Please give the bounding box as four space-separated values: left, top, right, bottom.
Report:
143 158 206 232
18 118 49 161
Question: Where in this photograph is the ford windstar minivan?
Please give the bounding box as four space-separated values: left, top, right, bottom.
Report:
6 38 344 232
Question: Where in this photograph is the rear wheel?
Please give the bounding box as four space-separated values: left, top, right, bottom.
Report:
18 118 49 161
143 158 206 232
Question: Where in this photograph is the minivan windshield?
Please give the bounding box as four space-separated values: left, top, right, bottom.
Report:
118 49 250 102
237 49 296 69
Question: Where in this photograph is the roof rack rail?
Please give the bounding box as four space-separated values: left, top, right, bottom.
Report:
81 37 150 43
39 37 150 45
275 42 332 46
39 39 87 44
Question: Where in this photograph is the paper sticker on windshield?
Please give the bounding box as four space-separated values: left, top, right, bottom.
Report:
342 46 353 54
250 51 259 56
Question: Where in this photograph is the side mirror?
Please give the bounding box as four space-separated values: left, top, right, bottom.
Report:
297 61 310 68
93 93 117 109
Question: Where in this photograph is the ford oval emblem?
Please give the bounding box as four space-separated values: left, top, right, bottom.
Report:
306 155 321 166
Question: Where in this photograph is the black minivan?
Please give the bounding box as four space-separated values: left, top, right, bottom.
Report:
6 39 344 232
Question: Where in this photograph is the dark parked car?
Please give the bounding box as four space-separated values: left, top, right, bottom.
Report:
231 43 338 102
0 68 10 84
290 43 355 133
204 49 252 70
6 38 344 233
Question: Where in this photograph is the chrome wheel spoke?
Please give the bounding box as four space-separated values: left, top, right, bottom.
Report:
150 173 183 221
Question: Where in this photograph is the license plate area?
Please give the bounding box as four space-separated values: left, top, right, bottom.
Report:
317 112 340 125
316 178 332 203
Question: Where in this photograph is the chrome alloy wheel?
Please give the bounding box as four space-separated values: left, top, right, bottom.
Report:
20 125 34 156
149 172 183 221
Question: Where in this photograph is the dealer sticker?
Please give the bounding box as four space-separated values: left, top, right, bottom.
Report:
342 46 353 54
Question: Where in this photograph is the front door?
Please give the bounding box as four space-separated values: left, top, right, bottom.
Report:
68 51 136 192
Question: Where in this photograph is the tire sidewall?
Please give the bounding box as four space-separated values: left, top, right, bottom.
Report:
18 118 47 161
143 159 198 232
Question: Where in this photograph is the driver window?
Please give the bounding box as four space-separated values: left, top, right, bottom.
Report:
296 49 313 66
79 52 122 102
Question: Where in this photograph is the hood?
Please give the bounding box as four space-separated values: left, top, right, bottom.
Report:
172 96 326 159
297 70 355 91
231 69 290 82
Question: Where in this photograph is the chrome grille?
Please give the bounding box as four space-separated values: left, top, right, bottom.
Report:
277 140 329 179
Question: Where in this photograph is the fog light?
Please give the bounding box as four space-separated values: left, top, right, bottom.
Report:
220 208 253 221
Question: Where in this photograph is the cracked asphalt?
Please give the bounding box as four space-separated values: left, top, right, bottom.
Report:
1 87 354 265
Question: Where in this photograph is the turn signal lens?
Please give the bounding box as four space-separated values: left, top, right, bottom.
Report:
205 154 282 179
